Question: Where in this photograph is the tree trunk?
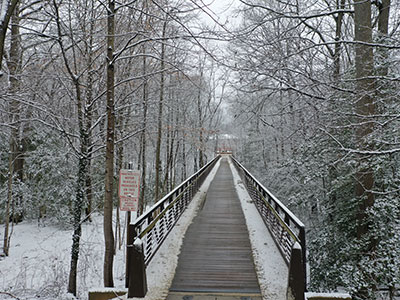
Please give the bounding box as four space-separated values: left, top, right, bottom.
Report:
377 0 390 77
85 155 93 222
4 5 23 256
193 150 198 172
66 48 92 297
8 4 24 224
115 139 123 250
181 98 187 181
103 0 115 287
197 70 204 168
172 110 180 188
333 0 345 80
154 18 167 202
66 71 89 297
0 0 19 72
3 143 13 256
163 101 175 191
353 0 376 239
84 17 95 222
182 131 187 181
139 46 148 215
163 107 171 191
67 147 87 295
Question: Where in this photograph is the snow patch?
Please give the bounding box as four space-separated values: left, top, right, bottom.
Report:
305 292 351 299
133 238 143 252
292 242 301 250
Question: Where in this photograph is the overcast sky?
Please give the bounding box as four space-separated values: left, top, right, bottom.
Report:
199 0 240 29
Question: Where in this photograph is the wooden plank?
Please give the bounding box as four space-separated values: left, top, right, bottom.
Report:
169 159 261 294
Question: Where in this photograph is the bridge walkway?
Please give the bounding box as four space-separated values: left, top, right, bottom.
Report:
168 158 261 299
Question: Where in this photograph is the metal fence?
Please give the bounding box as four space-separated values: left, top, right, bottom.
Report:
231 156 306 282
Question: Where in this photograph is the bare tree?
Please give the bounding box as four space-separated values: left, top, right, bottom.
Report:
52 0 103 293
103 0 116 287
154 15 168 202
353 0 375 241
3 1 22 256
0 0 18 72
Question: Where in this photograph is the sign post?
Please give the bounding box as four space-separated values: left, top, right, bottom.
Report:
119 169 141 211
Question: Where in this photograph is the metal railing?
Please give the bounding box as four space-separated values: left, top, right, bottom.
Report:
231 156 306 293
130 155 220 265
125 155 221 298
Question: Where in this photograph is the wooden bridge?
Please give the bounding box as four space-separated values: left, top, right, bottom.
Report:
169 159 260 296
125 155 307 300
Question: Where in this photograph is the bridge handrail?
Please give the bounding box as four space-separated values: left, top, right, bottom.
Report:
129 155 221 266
231 156 306 271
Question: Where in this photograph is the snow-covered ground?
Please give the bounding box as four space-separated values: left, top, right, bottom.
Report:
0 212 113 299
0 159 221 300
228 157 288 300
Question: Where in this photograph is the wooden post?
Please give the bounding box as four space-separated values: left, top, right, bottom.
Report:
299 227 307 291
287 242 305 300
128 238 147 298
125 161 133 288
125 222 133 288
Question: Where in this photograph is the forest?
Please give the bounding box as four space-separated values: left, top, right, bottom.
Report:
1 0 399 299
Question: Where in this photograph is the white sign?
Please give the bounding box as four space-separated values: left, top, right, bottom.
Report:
119 169 140 211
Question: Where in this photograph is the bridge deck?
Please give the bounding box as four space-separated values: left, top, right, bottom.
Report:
169 158 261 295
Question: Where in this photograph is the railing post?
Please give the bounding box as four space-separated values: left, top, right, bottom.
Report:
125 223 135 288
128 238 147 298
299 227 307 291
287 242 305 300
